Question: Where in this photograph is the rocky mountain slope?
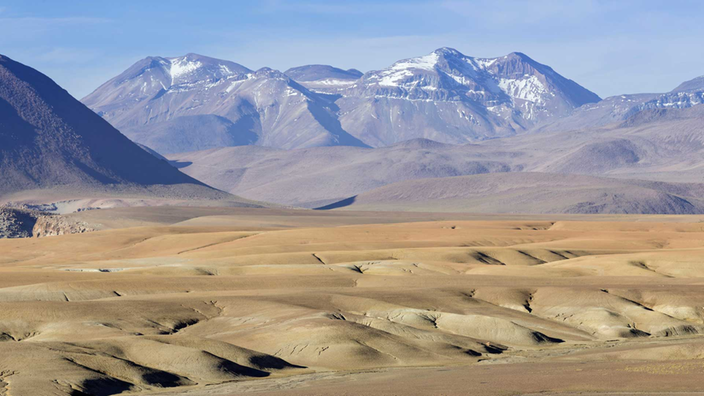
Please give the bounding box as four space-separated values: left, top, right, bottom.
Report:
83 54 368 153
84 49 599 151
0 54 231 201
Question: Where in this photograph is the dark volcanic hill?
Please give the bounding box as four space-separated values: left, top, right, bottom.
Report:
0 54 229 200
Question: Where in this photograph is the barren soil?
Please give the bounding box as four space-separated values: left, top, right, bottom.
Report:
1 207 703 395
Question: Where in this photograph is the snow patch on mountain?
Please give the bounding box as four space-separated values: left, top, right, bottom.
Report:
475 58 498 69
393 52 440 72
640 91 704 110
315 79 358 86
498 75 548 103
169 58 202 84
374 52 440 87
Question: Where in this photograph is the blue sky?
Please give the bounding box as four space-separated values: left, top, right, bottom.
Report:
1 0 703 99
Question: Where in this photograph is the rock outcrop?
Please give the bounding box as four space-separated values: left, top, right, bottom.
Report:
0 207 93 239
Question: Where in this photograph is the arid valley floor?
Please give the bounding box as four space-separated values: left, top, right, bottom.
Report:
2 207 704 396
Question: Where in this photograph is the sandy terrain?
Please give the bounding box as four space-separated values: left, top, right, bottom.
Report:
1 207 704 395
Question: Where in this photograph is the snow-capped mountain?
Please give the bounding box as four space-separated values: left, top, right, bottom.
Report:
335 48 601 146
83 54 251 129
535 74 704 133
84 48 600 151
83 54 367 153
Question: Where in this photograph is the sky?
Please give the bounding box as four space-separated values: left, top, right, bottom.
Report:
1 0 703 99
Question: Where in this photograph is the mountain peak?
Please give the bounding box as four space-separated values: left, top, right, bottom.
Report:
285 64 362 82
168 56 204 80
102 53 252 93
433 47 463 57
255 67 288 79
506 51 530 59
672 75 704 92
169 54 250 80
503 52 540 66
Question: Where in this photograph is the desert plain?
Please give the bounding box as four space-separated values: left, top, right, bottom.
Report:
1 207 704 396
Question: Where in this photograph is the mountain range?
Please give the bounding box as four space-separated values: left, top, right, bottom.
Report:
82 54 368 154
82 48 602 152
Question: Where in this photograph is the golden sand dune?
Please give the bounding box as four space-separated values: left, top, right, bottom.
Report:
1 208 704 395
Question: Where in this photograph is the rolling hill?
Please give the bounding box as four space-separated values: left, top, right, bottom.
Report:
319 173 704 214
